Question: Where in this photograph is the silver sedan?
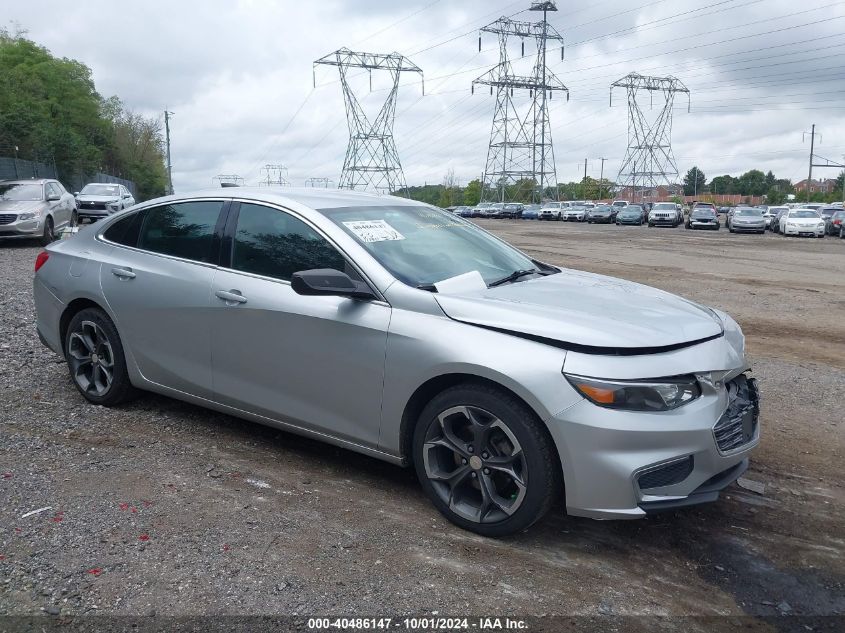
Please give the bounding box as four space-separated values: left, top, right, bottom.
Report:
34 189 758 536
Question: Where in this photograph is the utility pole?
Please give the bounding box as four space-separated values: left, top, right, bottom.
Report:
693 166 698 197
599 158 607 201
805 124 816 203
804 125 844 204
164 110 174 195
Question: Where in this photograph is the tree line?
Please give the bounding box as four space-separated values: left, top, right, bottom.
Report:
0 26 167 200
684 166 845 204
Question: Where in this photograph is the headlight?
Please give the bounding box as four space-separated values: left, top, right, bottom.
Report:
18 212 37 221
565 374 701 411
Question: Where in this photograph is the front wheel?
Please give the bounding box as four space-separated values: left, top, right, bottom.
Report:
39 217 55 246
413 384 560 537
65 308 138 406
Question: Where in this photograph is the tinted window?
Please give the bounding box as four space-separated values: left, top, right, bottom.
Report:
232 203 347 281
103 211 145 247
138 201 222 262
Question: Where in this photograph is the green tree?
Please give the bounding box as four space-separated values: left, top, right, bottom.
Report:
710 174 737 195
683 167 706 196
463 179 481 206
737 170 767 196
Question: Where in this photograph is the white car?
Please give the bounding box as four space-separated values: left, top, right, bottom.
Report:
539 202 570 221
563 206 588 222
779 209 826 237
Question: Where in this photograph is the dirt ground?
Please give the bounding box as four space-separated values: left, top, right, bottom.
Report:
0 222 843 625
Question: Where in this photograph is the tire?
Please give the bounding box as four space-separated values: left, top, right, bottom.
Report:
39 217 55 246
685 223 690 229
413 383 560 537
840 227 844 238
70 210 78 227
729 227 735 233
65 307 138 406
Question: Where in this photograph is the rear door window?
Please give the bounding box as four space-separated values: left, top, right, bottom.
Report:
138 201 223 263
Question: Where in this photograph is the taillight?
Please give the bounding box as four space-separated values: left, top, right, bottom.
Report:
35 251 50 272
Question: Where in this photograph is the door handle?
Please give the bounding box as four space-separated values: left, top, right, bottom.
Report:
111 267 136 279
215 289 247 304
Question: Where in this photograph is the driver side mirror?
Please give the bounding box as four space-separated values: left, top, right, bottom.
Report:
291 269 376 300
47 193 61 201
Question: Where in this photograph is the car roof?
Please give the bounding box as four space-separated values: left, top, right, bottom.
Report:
0 179 50 185
149 187 422 211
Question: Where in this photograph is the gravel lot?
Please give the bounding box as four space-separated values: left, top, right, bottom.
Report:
1 223 843 624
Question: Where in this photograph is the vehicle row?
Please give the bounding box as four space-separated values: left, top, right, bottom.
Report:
0 179 136 245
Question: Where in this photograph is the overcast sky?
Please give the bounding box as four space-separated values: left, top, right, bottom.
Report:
7 0 845 192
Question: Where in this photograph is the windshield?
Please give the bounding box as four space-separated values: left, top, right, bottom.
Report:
593 206 611 212
323 206 541 287
81 184 120 196
612 201 627 206
628 205 643 212
0 183 43 201
692 210 715 218
790 210 820 219
736 208 764 216
653 203 675 210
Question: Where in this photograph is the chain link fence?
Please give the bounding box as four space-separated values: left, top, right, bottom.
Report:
0 156 57 181
0 157 136 197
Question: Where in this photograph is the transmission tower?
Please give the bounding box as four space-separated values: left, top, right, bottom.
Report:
611 73 690 201
313 48 423 195
259 164 291 187
305 177 333 188
212 174 243 187
473 2 568 203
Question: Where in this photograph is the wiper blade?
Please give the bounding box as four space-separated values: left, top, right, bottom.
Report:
488 269 541 288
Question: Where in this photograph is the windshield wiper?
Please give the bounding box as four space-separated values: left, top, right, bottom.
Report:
488 269 542 288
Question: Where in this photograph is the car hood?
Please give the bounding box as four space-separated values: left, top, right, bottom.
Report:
77 195 119 203
786 217 822 224
0 200 46 213
434 269 723 351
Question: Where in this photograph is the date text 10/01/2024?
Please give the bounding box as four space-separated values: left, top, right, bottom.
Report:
307 617 529 630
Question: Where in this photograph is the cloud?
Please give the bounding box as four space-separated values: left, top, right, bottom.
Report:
6 0 845 192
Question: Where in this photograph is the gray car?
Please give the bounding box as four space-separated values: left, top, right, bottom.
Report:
33 189 758 536
75 183 136 222
0 179 77 244
729 207 766 234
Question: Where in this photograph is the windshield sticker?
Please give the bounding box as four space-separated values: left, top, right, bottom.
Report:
343 220 405 243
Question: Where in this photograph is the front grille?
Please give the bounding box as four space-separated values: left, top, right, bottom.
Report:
714 375 759 452
82 202 107 210
638 456 694 490
0 214 17 225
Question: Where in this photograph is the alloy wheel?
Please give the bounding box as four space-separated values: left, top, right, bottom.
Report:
422 405 527 524
68 320 115 397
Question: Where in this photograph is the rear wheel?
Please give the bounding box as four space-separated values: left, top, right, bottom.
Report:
65 308 138 406
413 384 559 537
70 210 78 227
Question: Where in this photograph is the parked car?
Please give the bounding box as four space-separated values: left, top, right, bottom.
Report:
34 188 758 536
616 205 645 225
763 206 787 229
0 179 77 245
648 202 681 227
471 203 493 218
539 201 570 221
728 207 766 234
521 204 541 220
685 207 720 230
481 203 504 218
500 203 524 219
75 183 136 222
826 210 845 235
779 208 826 237
770 208 790 234
563 205 588 222
819 207 839 227
586 205 615 224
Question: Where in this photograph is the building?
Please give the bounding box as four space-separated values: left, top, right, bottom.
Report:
794 178 838 194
